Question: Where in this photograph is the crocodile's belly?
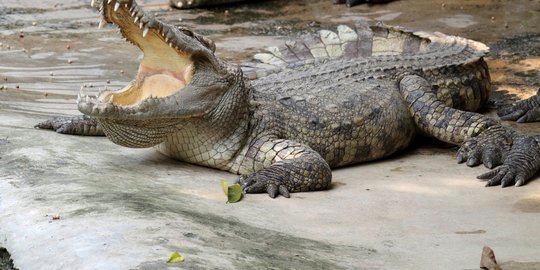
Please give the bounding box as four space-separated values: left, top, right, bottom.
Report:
258 79 417 168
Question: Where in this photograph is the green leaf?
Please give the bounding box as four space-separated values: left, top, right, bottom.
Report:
221 180 229 195
221 180 243 203
227 184 243 203
167 251 185 263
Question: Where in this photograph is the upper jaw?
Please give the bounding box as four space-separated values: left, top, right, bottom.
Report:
97 0 216 59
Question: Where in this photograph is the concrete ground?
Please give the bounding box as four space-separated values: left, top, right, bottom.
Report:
0 0 540 269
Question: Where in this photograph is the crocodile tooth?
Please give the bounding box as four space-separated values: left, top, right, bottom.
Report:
90 0 96 7
131 10 136 17
78 86 84 101
107 0 113 4
114 2 120 11
85 95 91 104
169 42 173 48
142 26 149 38
98 18 106 29
139 22 144 29
134 16 139 23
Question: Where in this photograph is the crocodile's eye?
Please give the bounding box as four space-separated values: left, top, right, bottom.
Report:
178 27 194 37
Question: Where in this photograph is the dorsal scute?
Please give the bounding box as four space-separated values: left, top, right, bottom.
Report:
241 22 490 80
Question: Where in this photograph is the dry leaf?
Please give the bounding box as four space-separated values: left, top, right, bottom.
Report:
480 246 502 270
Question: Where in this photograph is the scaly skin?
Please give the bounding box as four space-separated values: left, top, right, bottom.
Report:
37 0 540 198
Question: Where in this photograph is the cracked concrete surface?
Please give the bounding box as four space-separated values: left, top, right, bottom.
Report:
1 0 540 269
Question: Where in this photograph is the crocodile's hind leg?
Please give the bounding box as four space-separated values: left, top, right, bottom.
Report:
399 75 540 187
498 88 540 123
235 139 332 198
35 115 105 136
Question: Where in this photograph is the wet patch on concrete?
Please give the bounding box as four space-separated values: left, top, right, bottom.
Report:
513 195 540 213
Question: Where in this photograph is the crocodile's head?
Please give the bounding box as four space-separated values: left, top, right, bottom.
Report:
79 0 240 147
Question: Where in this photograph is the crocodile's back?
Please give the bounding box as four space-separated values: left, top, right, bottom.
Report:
246 23 491 112
245 23 491 168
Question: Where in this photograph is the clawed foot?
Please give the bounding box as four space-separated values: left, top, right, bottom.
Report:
498 88 540 123
458 126 540 188
456 126 514 169
35 115 104 136
477 165 526 187
464 134 540 188
235 172 291 198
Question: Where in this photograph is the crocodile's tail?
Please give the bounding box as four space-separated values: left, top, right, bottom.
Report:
242 21 489 80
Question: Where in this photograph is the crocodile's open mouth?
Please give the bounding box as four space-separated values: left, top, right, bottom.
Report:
100 0 193 107
78 0 218 118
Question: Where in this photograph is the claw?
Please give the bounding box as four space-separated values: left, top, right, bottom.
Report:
477 169 498 180
456 153 465 163
267 184 278 198
466 156 479 167
500 172 514 188
279 185 290 198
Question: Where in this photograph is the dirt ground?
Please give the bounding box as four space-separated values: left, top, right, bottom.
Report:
0 0 539 269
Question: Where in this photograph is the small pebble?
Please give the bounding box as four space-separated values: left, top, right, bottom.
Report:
66 44 71 50
32 22 37 26
120 70 124 74
68 59 73 64
15 85 19 89
49 72 54 76
52 214 60 220
106 80 111 84
491 16 495 21
44 92 49 96
441 3 446 7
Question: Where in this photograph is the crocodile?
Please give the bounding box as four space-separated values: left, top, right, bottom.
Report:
169 0 395 9
37 0 540 198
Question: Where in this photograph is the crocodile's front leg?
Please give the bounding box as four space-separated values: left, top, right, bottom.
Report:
35 115 105 136
498 88 540 123
236 139 332 198
399 75 540 187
